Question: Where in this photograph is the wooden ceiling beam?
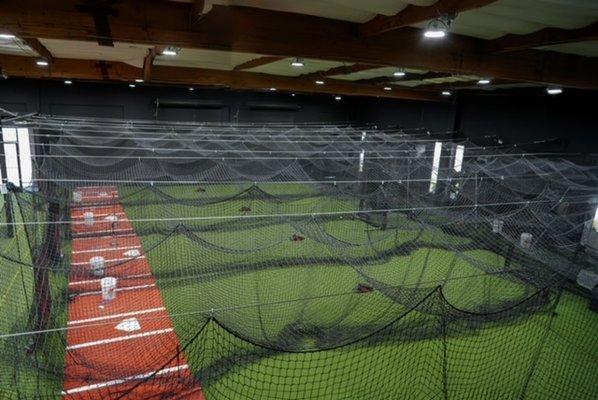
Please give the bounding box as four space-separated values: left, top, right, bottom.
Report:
484 22 598 53
0 2 597 89
299 64 381 79
355 72 453 85
233 56 285 71
142 47 158 82
359 0 499 37
0 54 445 102
21 37 53 63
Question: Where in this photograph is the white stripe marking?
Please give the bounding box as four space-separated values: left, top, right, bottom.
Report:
73 228 133 236
67 328 173 350
71 245 141 255
68 273 151 287
60 364 189 394
68 307 166 325
74 233 136 241
72 212 126 219
78 283 156 297
71 255 145 266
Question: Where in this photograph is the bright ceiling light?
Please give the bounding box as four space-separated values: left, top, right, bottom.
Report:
291 58 304 68
441 91 452 96
64 80 72 85
291 93 296 97
269 87 277 91
315 80 325 85
36 60 49 67
129 84 136 88
334 96 342 101
546 87 563 95
0 33 16 40
383 87 392 91
188 87 195 91
135 78 143 83
393 70 406 77
424 17 452 39
478 79 491 85
161 48 178 56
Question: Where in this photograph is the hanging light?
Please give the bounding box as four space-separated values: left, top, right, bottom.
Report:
546 87 563 95
269 87 277 91
36 60 49 67
64 80 72 85
188 87 195 91
161 47 179 56
441 91 452 96
424 17 450 39
393 69 406 77
135 78 144 83
315 80 325 85
383 86 392 91
478 78 491 85
334 96 342 101
291 58 304 68
129 84 136 88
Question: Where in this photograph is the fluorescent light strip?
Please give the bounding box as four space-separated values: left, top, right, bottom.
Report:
429 142 442 193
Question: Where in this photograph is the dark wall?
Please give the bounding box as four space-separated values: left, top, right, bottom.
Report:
1 79 597 154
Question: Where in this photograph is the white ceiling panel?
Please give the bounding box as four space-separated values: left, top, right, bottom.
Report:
538 41 598 57
155 48 261 70
246 58 345 76
39 39 149 67
0 37 36 57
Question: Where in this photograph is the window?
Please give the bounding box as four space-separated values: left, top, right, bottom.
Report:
453 144 464 173
429 141 442 193
1 126 33 188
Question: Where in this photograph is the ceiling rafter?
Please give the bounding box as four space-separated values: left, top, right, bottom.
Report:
0 2 596 89
0 54 446 102
299 64 380 79
233 56 286 71
359 0 499 38
354 72 453 85
21 37 53 63
484 22 598 54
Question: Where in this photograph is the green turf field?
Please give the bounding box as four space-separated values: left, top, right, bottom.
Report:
122 183 598 400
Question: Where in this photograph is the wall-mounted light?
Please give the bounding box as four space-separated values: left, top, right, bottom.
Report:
291 58 304 67
36 60 49 67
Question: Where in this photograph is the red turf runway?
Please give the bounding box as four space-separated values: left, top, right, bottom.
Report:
63 186 205 399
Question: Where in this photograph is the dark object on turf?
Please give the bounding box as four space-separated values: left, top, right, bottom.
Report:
196 186 206 192
240 206 251 213
291 233 305 242
356 283 373 293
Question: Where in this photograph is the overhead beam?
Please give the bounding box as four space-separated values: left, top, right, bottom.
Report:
359 0 499 37
299 64 380 79
415 78 522 90
0 54 445 102
484 22 598 53
1 2 597 89
21 37 53 64
355 72 453 85
143 47 158 82
233 56 285 71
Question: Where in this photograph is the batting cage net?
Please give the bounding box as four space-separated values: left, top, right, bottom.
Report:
0 114 596 399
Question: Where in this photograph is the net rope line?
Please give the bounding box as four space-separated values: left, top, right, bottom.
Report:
0 267 538 340
2 196 596 227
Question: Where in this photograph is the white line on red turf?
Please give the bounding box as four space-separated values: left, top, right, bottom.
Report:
66 328 174 350
68 273 152 286
77 283 156 297
67 307 166 325
71 256 146 266
71 245 142 255
60 364 189 394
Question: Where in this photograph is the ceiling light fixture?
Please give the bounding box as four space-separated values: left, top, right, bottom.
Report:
334 96 342 101
424 16 452 39
393 69 406 77
546 87 562 95
0 33 16 40
188 87 195 91
135 78 143 83
129 84 136 88
441 91 452 96
64 80 72 85
291 58 304 68
383 87 392 91
36 60 49 67
291 93 296 97
161 47 179 56
315 80 325 85
269 87 277 91
478 79 491 85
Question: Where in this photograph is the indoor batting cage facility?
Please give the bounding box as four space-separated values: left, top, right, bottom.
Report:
0 0 598 399
0 115 596 399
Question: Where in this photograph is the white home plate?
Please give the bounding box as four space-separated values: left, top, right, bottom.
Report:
123 249 141 257
115 318 141 332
